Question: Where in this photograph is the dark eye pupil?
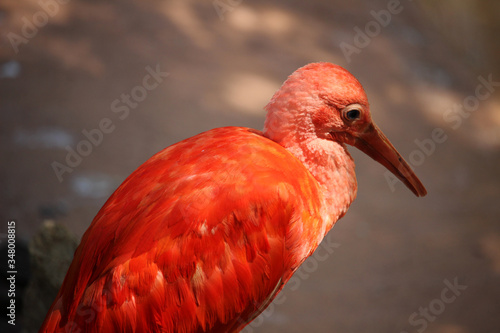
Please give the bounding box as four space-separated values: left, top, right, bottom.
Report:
346 109 360 120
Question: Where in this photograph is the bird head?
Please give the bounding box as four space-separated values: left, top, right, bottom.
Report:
264 62 427 197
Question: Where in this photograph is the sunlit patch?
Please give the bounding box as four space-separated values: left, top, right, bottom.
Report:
413 84 462 127
160 0 213 49
470 99 500 149
261 9 294 36
227 6 259 32
413 81 500 150
227 7 293 36
1 0 71 31
480 233 500 275
223 73 280 115
45 37 105 76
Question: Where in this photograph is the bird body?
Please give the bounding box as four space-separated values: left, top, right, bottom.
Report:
42 127 335 332
41 63 426 332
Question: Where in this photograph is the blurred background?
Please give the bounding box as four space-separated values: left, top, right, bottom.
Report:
1 0 499 332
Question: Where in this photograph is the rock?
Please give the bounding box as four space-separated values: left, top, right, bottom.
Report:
22 221 78 332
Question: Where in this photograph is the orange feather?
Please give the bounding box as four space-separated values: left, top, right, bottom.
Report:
40 63 426 333
42 128 324 332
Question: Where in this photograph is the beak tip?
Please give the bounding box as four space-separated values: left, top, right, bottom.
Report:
409 181 427 197
353 122 428 199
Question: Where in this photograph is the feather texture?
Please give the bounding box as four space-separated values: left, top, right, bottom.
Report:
40 62 425 332
41 127 326 332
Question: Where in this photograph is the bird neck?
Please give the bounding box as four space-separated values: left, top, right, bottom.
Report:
264 111 358 234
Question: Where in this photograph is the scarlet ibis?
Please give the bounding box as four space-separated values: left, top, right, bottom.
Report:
40 62 426 333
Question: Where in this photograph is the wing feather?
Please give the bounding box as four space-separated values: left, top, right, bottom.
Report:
40 127 324 332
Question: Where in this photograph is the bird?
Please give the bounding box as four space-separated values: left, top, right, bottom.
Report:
40 62 426 333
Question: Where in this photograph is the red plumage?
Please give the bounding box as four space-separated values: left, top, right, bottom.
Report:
42 128 324 332
40 63 426 333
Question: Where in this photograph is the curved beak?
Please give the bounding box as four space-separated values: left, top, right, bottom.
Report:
353 124 427 197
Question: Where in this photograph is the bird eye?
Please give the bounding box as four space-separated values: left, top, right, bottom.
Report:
346 109 360 120
341 105 363 123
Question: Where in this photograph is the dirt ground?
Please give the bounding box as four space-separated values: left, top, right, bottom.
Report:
1 0 499 332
